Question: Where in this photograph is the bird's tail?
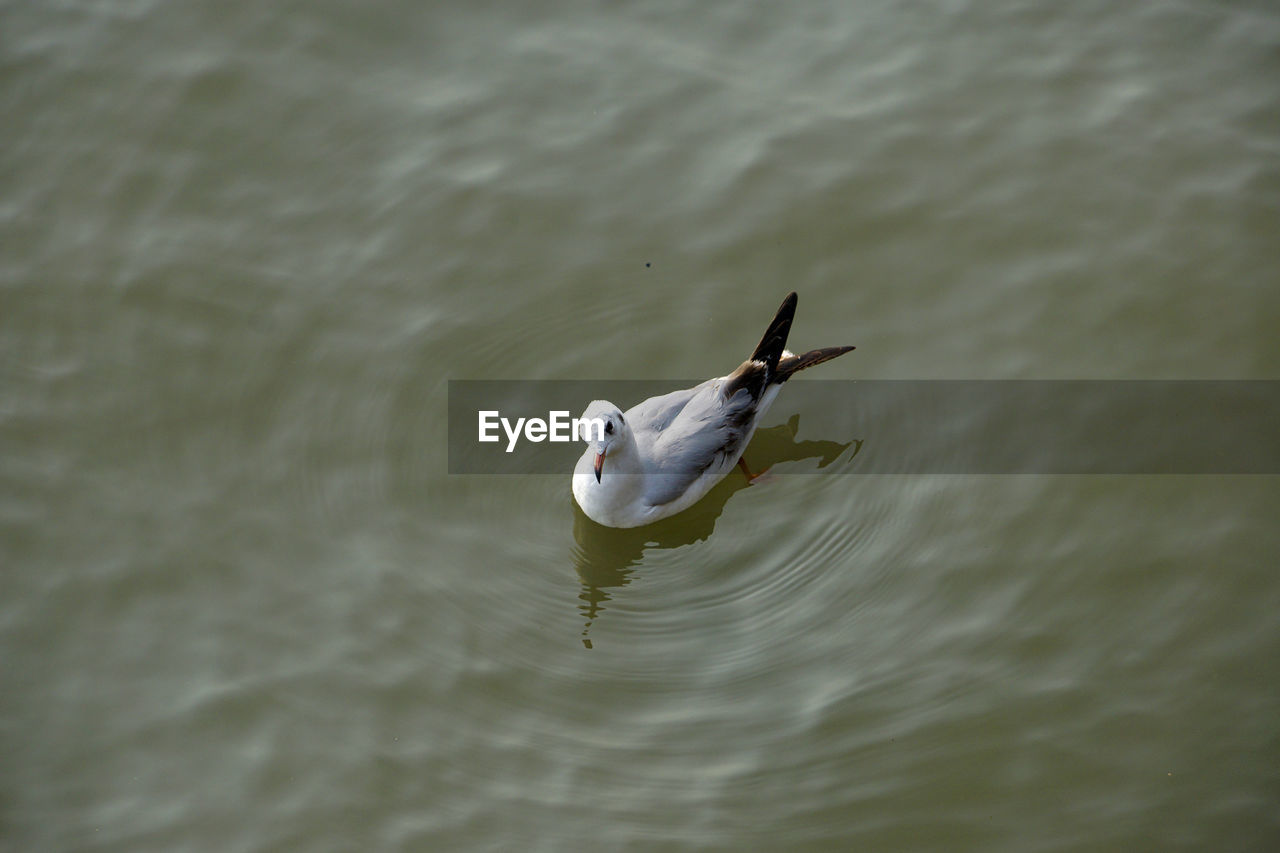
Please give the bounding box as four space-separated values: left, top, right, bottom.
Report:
726 292 853 399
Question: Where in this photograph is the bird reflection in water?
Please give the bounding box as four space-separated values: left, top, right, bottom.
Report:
570 415 862 648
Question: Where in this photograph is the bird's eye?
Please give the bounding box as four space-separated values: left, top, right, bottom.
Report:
605 421 614 435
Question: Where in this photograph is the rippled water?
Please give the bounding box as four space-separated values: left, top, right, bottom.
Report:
4 1 1279 850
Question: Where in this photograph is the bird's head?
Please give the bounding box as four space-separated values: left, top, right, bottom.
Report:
578 400 627 482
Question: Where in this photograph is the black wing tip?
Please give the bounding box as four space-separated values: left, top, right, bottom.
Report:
749 292 799 370
774 344 857 382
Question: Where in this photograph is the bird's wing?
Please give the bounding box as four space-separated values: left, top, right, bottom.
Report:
639 381 759 507
625 383 704 434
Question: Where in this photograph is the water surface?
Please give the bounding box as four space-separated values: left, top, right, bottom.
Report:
3 1 1279 850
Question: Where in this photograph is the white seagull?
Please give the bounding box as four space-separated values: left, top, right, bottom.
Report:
572 292 855 528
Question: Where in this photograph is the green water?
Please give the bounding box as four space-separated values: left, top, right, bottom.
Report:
3 1 1278 850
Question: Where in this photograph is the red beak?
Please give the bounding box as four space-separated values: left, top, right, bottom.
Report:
593 451 605 483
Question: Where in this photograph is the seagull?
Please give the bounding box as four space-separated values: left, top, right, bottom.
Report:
572 292 855 528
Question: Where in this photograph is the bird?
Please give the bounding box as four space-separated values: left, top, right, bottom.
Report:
571 292 854 528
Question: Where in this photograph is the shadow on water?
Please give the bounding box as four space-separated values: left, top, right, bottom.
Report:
569 415 860 648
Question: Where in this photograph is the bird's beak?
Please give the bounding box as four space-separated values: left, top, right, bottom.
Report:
593 451 605 483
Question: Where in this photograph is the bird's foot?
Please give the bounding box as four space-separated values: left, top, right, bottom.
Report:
737 456 774 485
